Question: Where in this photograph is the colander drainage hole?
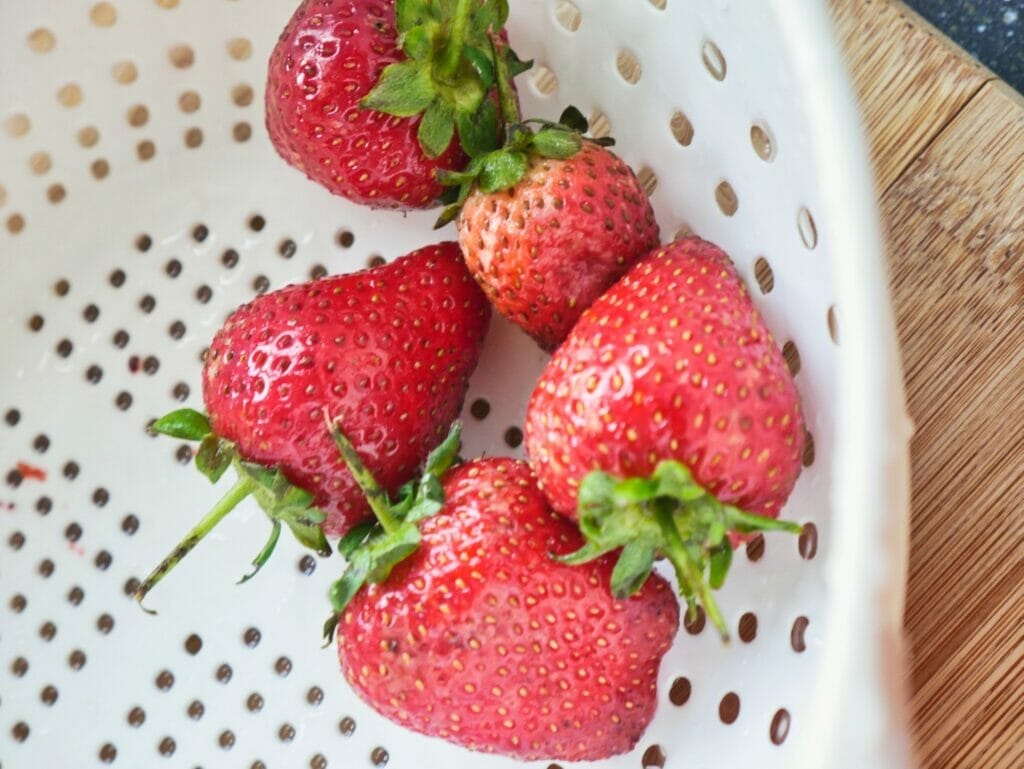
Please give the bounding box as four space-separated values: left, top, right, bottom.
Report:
683 605 705 635
243 626 262 648
470 398 491 420
503 426 523 449
791 616 809 652
770 708 791 745
184 633 203 655
718 692 741 724
738 612 758 643
746 533 765 561
641 744 666 767
127 706 146 727
798 521 817 557
668 676 691 706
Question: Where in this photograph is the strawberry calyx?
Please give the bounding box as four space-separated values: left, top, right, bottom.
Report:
361 0 530 160
557 461 803 641
322 416 462 644
433 32 614 227
134 408 331 611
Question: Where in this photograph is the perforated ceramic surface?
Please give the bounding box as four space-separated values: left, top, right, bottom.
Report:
0 2 911 769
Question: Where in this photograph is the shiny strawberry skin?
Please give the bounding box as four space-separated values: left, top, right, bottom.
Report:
526 237 805 521
202 243 491 536
266 0 466 209
458 143 660 351
337 458 679 761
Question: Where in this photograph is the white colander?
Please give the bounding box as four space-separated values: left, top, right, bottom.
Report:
0 1 914 768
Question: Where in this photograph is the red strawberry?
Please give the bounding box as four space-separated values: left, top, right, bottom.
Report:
326 426 679 762
266 0 521 209
435 38 660 350
458 141 660 350
136 243 490 605
524 237 805 636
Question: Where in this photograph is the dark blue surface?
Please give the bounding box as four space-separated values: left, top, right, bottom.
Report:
905 0 1023 93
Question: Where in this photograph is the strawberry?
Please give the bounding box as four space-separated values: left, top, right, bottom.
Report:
437 37 659 350
324 422 679 761
524 237 805 637
458 141 660 350
265 0 526 209
135 242 490 605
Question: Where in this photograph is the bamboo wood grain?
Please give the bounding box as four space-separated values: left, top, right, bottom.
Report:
831 0 992 191
833 2 1024 767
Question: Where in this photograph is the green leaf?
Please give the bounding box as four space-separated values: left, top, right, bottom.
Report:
709 543 733 589
554 540 618 566
610 540 656 597
338 520 380 559
285 516 332 557
238 520 282 584
391 481 418 520
478 150 528 193
152 408 211 441
402 24 435 60
361 60 436 117
238 461 277 490
470 0 509 37
395 0 437 33
438 185 462 205
558 105 589 133
418 98 457 158
437 168 477 186
505 46 533 77
578 470 618 513
652 461 705 502
322 612 341 646
530 127 582 159
366 523 422 583
457 95 499 157
437 63 488 114
330 550 372 613
434 202 463 229
612 477 660 506
505 123 534 150
424 423 462 477
463 46 496 90
438 154 485 186
195 434 234 484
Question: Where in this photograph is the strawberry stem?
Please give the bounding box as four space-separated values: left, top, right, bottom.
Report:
489 30 521 125
321 421 462 642
437 0 474 82
558 459 802 642
134 476 257 610
326 415 401 535
653 504 729 640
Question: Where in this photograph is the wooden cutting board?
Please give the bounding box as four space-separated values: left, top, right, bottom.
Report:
832 2 1024 768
